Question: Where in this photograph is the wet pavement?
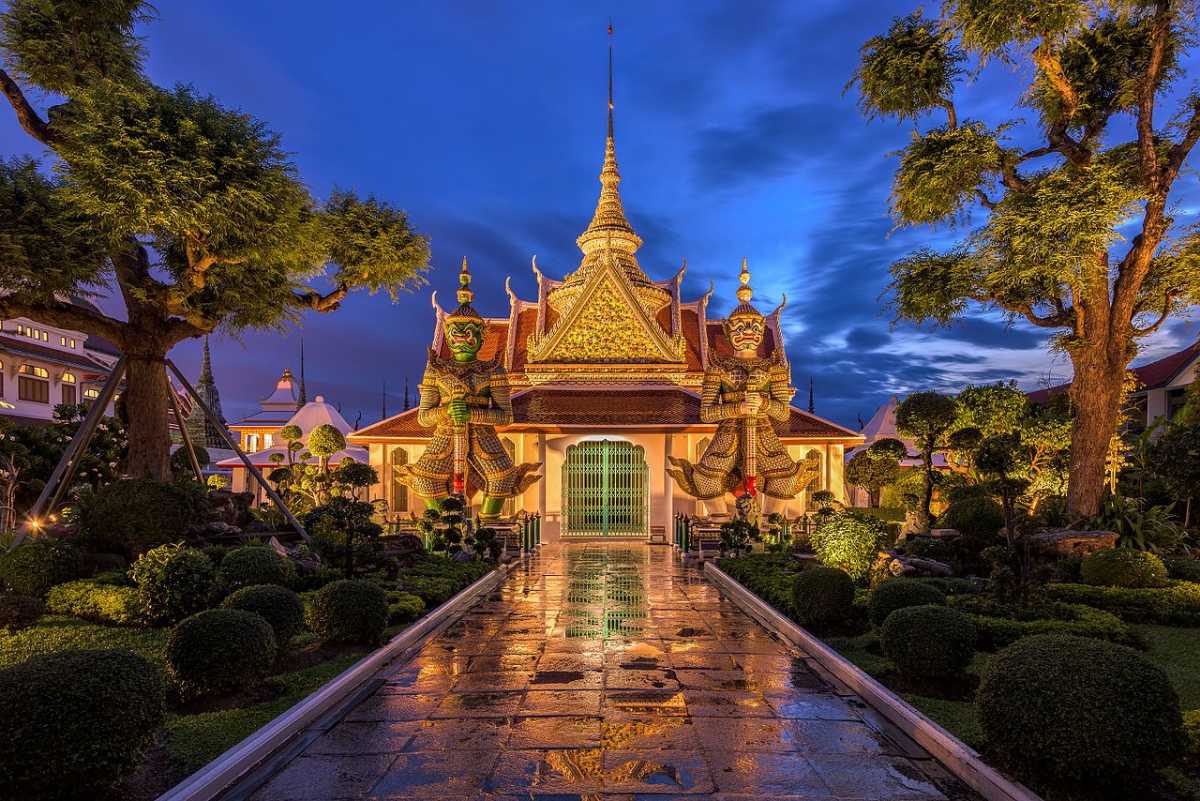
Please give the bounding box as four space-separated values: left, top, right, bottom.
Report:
248 544 975 800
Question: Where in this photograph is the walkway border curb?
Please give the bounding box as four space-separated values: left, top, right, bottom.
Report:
157 561 514 801
703 562 1043 801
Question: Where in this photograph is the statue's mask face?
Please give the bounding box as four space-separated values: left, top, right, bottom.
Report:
726 315 765 352
447 321 483 360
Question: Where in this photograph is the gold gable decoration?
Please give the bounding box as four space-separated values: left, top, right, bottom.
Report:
527 250 686 365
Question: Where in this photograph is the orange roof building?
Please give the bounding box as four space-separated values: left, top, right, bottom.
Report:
350 81 862 541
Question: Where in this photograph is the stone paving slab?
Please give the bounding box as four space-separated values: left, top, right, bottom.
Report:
245 544 978 801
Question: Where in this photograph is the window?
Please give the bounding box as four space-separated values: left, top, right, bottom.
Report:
246 433 259 452
18 364 49 403
18 325 47 341
59 336 77 348
263 433 274 449
83 387 100 400
390 447 409 514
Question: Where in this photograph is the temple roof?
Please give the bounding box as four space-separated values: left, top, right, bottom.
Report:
350 387 861 442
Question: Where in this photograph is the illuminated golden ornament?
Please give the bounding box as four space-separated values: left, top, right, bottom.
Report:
729 256 764 321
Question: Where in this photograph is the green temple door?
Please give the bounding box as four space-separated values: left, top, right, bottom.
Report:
563 440 648 537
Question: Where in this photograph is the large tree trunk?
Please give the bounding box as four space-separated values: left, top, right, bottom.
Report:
123 354 172 481
1066 348 1127 519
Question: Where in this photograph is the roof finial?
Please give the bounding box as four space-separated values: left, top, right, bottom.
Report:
608 19 615 141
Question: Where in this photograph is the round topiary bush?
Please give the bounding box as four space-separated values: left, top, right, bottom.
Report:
387 591 426 626
223 584 305 647
167 609 277 697
938 492 1004 540
0 539 79 598
0 594 44 630
217 545 295 594
130 543 215 625
1081 548 1168 589
0 649 164 799
978 634 1184 788
791 566 855 629
307 579 388 644
82 478 201 558
880 604 976 679
869 578 946 627
809 513 886 580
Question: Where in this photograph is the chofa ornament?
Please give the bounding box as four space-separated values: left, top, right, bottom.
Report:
397 258 541 519
668 258 820 502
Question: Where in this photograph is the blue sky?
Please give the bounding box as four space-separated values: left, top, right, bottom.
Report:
2 0 1197 429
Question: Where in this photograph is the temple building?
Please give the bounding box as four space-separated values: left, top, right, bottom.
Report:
349 88 862 541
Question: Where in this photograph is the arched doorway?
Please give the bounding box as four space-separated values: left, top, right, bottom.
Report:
562 440 648 537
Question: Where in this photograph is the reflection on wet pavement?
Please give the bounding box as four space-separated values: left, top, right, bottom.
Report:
248 544 975 800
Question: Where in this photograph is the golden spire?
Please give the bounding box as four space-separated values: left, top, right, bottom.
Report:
730 256 763 319
576 21 642 258
446 256 483 323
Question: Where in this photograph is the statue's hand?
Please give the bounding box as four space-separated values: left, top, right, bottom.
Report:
447 398 470 424
740 394 764 416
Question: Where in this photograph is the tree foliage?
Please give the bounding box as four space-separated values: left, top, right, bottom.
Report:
854 1 1200 517
0 1 430 480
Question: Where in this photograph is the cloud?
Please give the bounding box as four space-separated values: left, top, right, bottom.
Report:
939 317 1045 350
845 326 891 351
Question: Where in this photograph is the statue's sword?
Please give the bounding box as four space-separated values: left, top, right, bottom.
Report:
744 403 758 498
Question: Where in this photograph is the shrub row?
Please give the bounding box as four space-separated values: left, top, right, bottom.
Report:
223 584 306 645
791 567 854 629
717 555 799 615
307 580 388 644
46 580 143 625
1045 581 1200 626
131 543 214 625
167 609 277 698
868 578 945 627
948 594 1137 650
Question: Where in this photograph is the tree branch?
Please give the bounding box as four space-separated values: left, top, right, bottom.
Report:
0 68 54 146
292 283 349 312
943 100 957 130
1033 43 1079 124
1131 292 1176 336
1163 99 1200 184
1136 1 1172 193
974 189 997 209
0 295 127 346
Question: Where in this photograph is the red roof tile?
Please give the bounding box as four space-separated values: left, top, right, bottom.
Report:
350 407 425 439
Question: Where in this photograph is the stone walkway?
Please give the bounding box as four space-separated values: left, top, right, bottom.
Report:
247 544 974 800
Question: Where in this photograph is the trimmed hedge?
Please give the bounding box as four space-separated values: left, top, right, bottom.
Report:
791 567 855 629
82 478 200 558
217 546 295 594
0 594 44 631
880 604 976 679
386 591 426 626
717 554 799 615
0 649 164 799
868 578 946 627
307 579 388 644
223 584 305 646
978 634 1183 789
167 609 277 697
1081 548 1168 589
1165 557 1200 583
0 539 79 598
46 579 143 625
949 594 1137 650
1045 580 1200 626
131 543 215 625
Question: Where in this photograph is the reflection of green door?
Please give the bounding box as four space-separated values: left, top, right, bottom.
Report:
563 440 648 536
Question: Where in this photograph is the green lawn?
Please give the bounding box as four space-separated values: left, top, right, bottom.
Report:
1134 624 1200 711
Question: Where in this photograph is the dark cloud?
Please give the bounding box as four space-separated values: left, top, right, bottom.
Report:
937 317 1046 350
845 326 891 351
692 104 839 188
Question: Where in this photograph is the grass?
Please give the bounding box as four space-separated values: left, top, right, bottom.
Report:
1134 624 1200 711
163 652 366 773
0 614 167 670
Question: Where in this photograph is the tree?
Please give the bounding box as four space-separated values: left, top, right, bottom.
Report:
895 391 961 529
0 1 429 482
1150 423 1200 527
307 425 346 474
853 4 1200 517
846 439 904 508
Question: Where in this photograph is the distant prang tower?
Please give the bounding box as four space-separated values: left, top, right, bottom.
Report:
185 336 229 449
